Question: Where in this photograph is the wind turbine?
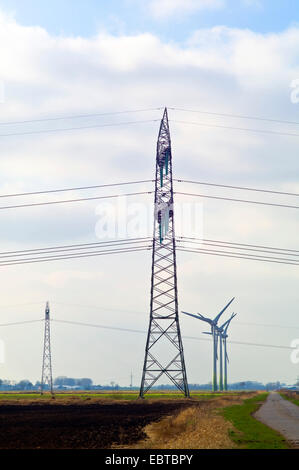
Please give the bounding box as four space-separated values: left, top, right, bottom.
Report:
219 313 237 391
182 297 235 392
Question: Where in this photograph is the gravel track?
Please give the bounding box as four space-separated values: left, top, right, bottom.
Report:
254 392 299 448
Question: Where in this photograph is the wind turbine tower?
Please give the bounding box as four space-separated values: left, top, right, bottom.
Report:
219 313 237 391
182 297 235 392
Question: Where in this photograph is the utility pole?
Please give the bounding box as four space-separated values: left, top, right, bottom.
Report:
139 108 189 398
41 301 53 395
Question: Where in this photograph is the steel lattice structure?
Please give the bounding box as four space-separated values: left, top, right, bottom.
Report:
41 301 53 395
139 108 189 398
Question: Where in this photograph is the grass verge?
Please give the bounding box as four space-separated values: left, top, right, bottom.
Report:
221 393 289 449
279 392 299 407
129 403 236 449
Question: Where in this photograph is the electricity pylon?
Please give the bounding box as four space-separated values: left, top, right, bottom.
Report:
182 297 234 391
219 313 237 391
41 301 53 395
139 108 189 398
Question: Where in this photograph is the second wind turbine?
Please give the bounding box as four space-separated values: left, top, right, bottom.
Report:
182 297 235 392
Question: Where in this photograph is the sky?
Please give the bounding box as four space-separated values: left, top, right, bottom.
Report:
0 0 298 388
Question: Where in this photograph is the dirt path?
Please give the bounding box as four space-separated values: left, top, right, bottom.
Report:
254 392 299 448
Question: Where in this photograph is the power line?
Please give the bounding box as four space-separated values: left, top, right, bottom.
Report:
181 236 299 254
0 191 153 211
52 319 146 335
0 246 151 267
50 319 295 351
178 238 299 258
0 238 151 258
182 247 299 265
0 301 45 309
0 180 154 199
236 321 299 331
0 236 297 267
187 335 295 351
51 300 299 331
1 299 298 332
169 107 299 127
0 107 163 127
0 316 295 350
179 237 299 253
0 119 159 138
0 319 43 327
177 247 299 266
1 105 296 128
175 179 299 198
170 119 299 138
176 191 299 209
0 178 294 202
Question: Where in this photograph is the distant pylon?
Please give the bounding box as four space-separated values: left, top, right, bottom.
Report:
139 108 189 398
41 301 53 395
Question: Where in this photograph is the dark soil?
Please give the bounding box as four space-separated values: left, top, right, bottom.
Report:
0 400 191 449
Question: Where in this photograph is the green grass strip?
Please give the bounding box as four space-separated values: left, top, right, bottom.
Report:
0 391 238 401
279 393 299 407
221 393 289 449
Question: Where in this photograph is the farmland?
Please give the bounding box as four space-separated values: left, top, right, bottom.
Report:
0 390 262 449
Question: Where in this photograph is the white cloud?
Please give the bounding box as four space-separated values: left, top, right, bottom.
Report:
43 270 103 288
148 0 225 18
0 11 298 384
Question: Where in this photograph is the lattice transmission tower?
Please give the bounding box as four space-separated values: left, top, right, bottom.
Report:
139 108 189 398
41 301 53 395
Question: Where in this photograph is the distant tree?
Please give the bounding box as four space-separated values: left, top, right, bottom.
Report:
17 380 33 390
54 376 76 387
54 376 68 386
77 378 93 389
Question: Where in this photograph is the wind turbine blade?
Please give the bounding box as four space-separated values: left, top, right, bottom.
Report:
214 297 235 324
220 311 237 331
202 331 212 335
224 312 237 333
181 311 202 321
197 313 213 324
